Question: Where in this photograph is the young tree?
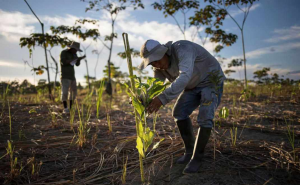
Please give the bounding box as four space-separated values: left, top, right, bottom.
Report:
48 48 59 91
253 67 270 84
152 1 237 57
152 0 200 40
81 0 144 95
225 58 243 77
24 0 52 99
189 4 237 54
271 73 280 84
206 0 260 88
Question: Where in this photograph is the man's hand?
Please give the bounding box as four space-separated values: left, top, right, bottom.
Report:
146 97 162 114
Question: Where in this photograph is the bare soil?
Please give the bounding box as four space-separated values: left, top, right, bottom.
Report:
0 92 299 184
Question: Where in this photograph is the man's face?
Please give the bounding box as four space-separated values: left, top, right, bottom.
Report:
150 54 169 70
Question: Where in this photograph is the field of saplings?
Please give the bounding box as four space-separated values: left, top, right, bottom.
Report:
1 0 300 184
0 81 299 184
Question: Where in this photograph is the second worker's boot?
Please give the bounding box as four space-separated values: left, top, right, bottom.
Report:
176 118 195 164
183 127 212 174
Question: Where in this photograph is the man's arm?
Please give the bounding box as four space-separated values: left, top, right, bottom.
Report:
60 51 85 66
158 44 196 105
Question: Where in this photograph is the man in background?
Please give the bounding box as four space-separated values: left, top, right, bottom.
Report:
60 41 85 113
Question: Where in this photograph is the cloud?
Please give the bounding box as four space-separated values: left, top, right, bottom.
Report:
224 63 298 80
288 70 300 75
43 14 78 27
116 19 217 54
223 42 300 79
0 60 24 68
0 9 37 42
229 3 261 17
225 42 300 62
264 25 300 43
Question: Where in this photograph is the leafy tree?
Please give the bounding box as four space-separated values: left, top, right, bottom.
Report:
81 0 144 95
20 33 72 95
224 69 236 77
271 73 280 84
152 1 237 60
253 67 270 84
206 0 260 88
103 63 124 80
190 4 237 54
225 58 243 77
152 0 199 40
228 58 243 68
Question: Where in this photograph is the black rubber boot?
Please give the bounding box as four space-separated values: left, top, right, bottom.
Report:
63 101 67 109
176 118 195 164
183 127 212 174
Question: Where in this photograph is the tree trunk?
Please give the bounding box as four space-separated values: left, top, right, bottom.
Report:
85 58 90 89
105 21 114 96
241 30 247 88
48 50 58 97
41 23 52 100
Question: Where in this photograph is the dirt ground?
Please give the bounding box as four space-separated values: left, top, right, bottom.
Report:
0 91 299 184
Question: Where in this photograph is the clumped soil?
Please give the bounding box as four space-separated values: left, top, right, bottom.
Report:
0 92 299 184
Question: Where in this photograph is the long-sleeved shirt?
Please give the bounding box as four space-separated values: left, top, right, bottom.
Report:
60 49 80 80
156 40 226 105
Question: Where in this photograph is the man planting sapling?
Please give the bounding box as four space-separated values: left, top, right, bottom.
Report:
139 39 225 174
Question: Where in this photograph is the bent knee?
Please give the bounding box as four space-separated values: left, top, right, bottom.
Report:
198 120 213 128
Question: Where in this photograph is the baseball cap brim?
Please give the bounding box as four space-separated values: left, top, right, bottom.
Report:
139 46 168 70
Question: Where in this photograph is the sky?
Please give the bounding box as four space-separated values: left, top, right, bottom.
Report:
0 0 300 86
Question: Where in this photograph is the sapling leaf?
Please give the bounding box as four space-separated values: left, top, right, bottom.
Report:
152 138 165 150
219 106 229 119
132 96 145 116
29 109 37 114
138 121 144 138
136 136 145 158
143 128 154 152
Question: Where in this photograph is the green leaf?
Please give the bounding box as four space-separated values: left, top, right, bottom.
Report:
219 106 229 119
138 121 144 138
152 138 165 150
29 109 37 114
136 136 145 158
143 129 154 152
132 96 145 116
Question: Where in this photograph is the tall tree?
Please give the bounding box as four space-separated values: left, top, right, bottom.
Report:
206 0 260 88
24 0 52 99
81 0 144 95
